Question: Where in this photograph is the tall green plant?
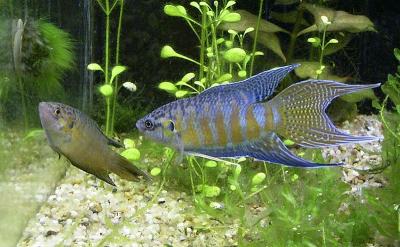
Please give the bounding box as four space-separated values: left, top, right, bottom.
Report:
88 0 131 136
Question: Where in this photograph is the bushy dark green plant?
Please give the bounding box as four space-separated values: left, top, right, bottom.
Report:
1 18 74 130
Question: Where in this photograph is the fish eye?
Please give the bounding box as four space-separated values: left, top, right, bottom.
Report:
144 119 154 130
54 108 61 115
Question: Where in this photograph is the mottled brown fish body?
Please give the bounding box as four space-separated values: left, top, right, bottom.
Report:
39 102 150 186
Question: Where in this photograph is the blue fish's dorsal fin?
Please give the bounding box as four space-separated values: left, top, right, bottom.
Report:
199 64 300 103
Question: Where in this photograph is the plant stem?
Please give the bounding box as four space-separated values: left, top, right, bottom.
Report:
110 0 124 134
199 6 207 84
104 0 111 136
249 0 264 76
210 22 220 78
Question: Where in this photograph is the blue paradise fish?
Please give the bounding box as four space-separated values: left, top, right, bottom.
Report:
136 64 380 167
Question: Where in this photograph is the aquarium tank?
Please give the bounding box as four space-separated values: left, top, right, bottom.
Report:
0 0 399 246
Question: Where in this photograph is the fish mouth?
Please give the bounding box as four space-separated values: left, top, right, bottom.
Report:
38 102 54 126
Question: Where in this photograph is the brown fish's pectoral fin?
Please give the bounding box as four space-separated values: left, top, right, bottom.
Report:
172 132 184 164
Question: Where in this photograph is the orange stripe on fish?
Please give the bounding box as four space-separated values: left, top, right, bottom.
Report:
246 105 260 140
230 102 242 144
182 111 200 147
215 109 227 146
200 116 213 146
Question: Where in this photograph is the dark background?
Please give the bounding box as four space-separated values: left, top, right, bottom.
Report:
5 0 400 129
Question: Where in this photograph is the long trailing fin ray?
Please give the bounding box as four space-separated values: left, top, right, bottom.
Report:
199 64 300 103
268 79 381 147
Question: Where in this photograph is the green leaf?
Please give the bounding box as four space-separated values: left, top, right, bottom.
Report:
123 138 135 148
175 90 189 98
394 48 400 62
220 12 241 23
201 185 221 197
24 129 45 140
164 5 187 18
234 164 241 179
251 172 266 185
226 1 236 8
181 72 195 83
216 73 233 83
190 2 201 12
238 70 247 78
253 32 286 62
323 33 353 56
298 3 376 36
150 167 161 176
110 65 127 83
161 45 178 58
294 62 349 81
307 37 321 47
121 148 141 161
220 10 289 34
283 139 295 146
223 48 247 63
205 160 218 168
87 63 103 72
99 84 113 97
159 81 178 93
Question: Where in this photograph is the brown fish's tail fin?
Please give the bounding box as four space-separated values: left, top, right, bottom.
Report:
111 154 152 183
268 80 380 148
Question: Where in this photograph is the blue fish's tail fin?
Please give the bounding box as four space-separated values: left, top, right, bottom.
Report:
268 80 381 148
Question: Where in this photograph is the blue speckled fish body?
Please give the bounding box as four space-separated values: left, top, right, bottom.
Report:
137 64 380 167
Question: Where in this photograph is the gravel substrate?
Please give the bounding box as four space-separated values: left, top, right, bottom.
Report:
0 132 66 247
17 115 384 246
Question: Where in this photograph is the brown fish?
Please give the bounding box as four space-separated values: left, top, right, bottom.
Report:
38 102 151 186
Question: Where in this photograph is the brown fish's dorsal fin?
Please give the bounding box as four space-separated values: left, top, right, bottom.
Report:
107 137 124 148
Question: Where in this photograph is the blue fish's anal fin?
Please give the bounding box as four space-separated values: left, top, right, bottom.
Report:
199 64 300 103
191 133 341 168
247 132 342 167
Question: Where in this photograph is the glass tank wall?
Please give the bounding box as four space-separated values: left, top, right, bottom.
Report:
0 0 399 246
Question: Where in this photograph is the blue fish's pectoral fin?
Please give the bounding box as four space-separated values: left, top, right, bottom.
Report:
199 64 300 103
247 132 342 168
173 132 185 164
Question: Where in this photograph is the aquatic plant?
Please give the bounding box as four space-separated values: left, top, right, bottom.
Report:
364 48 400 242
158 0 264 98
2 18 74 130
88 0 134 136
